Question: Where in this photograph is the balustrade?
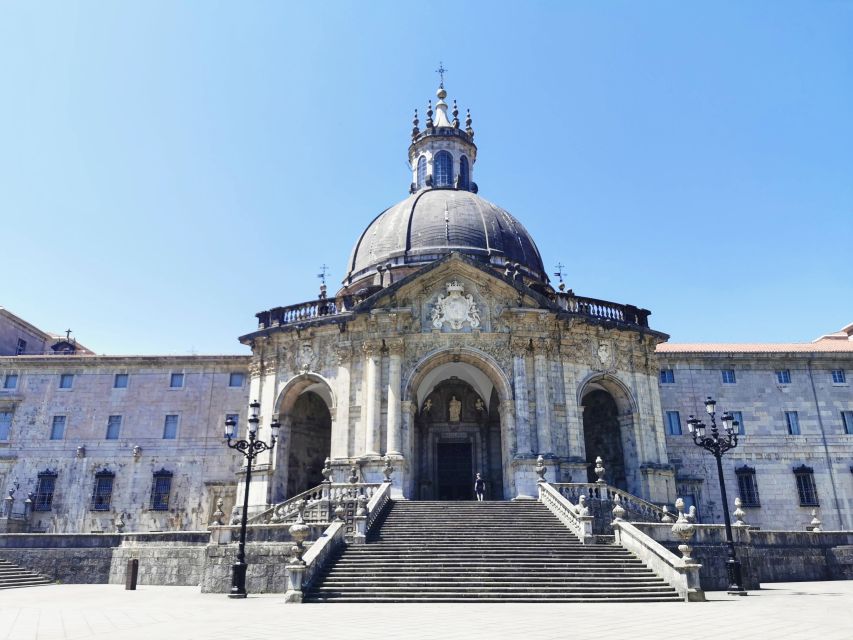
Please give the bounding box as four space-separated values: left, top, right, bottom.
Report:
550 483 668 535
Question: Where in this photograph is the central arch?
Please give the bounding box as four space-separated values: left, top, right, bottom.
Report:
404 348 514 501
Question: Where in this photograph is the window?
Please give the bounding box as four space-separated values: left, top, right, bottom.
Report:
59 373 74 389
149 469 173 510
90 470 115 511
736 466 760 507
15 339 26 355
433 150 453 187
731 411 745 435
0 411 12 441
793 465 819 506
229 372 244 388
34 471 57 511
106 415 122 440
776 369 791 384
114 373 129 389
417 155 427 188
842 411 853 435
169 373 184 388
665 411 682 436
659 369 675 384
721 369 736 384
50 415 66 440
785 411 800 435
832 369 846 384
459 155 470 189
3 374 18 389
163 414 179 439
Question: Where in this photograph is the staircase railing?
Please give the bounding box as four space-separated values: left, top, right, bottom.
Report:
538 482 594 545
248 482 383 526
550 483 669 535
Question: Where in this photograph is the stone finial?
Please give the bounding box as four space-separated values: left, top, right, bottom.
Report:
115 512 126 533
577 494 590 517
661 505 674 524
733 497 746 526
288 501 310 566
333 498 345 522
671 498 696 561
611 493 625 521
210 498 225 526
132 445 142 460
382 455 394 483
76 445 86 458
594 456 606 484
356 494 369 518
321 457 333 483
810 508 822 533
535 455 547 482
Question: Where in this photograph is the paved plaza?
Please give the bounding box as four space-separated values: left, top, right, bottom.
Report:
0 582 851 640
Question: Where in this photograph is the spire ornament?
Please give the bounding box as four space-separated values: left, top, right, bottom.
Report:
426 100 434 128
412 108 420 141
452 100 459 128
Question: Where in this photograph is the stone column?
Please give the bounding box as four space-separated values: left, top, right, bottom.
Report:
362 341 381 456
499 399 517 498
511 337 533 456
331 345 351 459
534 338 553 455
385 339 404 456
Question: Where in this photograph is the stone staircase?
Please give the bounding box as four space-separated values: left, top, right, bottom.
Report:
305 500 682 602
0 558 52 589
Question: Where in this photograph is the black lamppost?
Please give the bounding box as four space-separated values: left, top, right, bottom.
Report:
224 400 280 598
686 396 747 595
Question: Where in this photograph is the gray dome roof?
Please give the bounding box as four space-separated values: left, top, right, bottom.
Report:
345 188 546 284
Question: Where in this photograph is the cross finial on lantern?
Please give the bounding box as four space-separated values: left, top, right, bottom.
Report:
436 62 447 88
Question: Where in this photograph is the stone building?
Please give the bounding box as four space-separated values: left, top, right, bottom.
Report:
1 84 851 534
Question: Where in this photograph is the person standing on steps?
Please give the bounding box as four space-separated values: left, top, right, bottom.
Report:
474 473 485 501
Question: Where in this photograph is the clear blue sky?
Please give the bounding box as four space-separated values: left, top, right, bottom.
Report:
1 2 851 355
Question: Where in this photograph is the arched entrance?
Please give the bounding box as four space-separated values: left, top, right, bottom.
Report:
274 374 334 502
579 375 638 493
404 348 512 501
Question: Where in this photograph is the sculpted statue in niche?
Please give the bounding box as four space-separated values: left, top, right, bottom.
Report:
475 397 485 413
431 281 481 331
448 395 462 422
597 342 612 367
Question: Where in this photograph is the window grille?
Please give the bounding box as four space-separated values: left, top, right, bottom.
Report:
735 466 760 507
34 471 58 511
793 465 819 506
91 470 115 511
149 469 173 511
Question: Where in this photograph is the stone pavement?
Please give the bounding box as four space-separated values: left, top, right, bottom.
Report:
1 582 851 640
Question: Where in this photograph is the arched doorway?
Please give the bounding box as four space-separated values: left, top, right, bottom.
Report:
285 391 331 497
581 390 627 489
405 349 512 501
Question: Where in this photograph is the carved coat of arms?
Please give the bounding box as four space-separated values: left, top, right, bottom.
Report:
431 281 481 331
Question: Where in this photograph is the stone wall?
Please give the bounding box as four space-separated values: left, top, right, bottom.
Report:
0 533 120 583
200 542 302 593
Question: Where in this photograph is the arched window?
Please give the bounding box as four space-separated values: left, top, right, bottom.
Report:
459 155 469 190
433 150 453 187
417 155 427 188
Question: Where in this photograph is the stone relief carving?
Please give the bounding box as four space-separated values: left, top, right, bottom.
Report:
298 343 315 372
448 396 462 422
431 281 480 331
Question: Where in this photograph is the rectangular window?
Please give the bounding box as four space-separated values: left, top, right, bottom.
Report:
169 373 184 388
15 339 26 355
721 369 736 384
163 414 179 439
50 415 66 440
34 472 57 511
90 471 115 511
149 471 173 510
114 373 129 389
776 369 791 384
3 374 18 389
785 411 800 435
842 411 853 435
794 466 819 506
59 373 74 389
105 415 122 440
665 410 682 436
731 411 745 435
229 372 245 387
832 369 846 384
659 369 675 384
736 466 760 507
0 411 12 441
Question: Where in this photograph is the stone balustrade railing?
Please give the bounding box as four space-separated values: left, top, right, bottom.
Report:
612 519 704 602
248 482 382 526
554 293 650 328
551 483 668 534
538 482 594 545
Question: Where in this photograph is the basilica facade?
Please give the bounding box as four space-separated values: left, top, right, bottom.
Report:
1 84 851 534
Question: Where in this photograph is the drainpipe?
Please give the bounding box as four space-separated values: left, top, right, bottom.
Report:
807 360 844 530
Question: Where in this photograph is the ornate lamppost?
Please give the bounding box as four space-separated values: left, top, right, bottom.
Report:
224 400 280 598
686 396 747 595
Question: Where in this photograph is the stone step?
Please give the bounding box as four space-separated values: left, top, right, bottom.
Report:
0 558 53 590
305 592 682 603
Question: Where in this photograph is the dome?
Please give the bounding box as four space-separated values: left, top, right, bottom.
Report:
344 188 547 286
